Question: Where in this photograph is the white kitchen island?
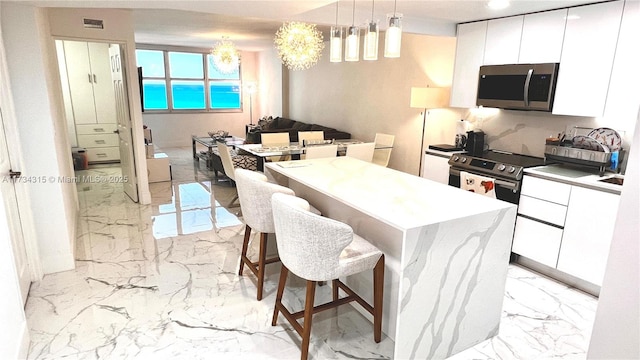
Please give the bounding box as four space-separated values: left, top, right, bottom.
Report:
265 157 517 359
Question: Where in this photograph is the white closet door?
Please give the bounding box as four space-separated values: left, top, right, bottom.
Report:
88 42 117 124
64 41 95 124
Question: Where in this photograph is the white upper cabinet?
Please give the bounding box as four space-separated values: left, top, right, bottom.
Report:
552 1 624 117
603 0 640 130
518 9 567 63
63 41 117 125
450 21 487 108
483 16 523 65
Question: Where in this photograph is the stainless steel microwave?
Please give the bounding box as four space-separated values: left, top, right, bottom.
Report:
476 63 560 111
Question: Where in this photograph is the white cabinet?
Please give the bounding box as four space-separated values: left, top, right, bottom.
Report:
552 1 625 117
602 0 640 129
62 41 119 163
63 41 117 124
422 152 451 184
512 176 570 267
483 16 523 65
450 21 487 108
75 124 120 162
518 9 567 63
557 186 620 286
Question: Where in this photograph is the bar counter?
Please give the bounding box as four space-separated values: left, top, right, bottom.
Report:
265 157 517 359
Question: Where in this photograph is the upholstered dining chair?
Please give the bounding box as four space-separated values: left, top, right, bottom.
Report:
304 144 338 160
297 131 324 145
297 131 325 160
345 142 376 162
261 132 291 162
216 142 257 207
270 192 385 360
372 133 395 167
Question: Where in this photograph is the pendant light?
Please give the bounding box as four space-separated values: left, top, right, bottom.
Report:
363 0 379 61
330 1 343 63
345 0 360 62
384 0 402 58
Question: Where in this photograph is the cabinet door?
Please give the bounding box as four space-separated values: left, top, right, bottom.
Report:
558 186 620 286
602 0 640 130
64 41 95 124
512 216 563 268
422 153 450 184
553 1 624 117
483 16 523 65
518 9 567 63
450 21 487 108
88 42 117 124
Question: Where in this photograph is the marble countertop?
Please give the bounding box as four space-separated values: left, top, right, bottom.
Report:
266 157 515 230
524 164 623 195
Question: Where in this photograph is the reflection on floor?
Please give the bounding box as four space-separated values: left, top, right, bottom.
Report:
25 147 598 359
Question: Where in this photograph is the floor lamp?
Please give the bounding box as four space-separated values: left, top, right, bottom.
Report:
410 87 448 176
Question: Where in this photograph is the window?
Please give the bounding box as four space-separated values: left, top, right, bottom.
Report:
135 48 241 112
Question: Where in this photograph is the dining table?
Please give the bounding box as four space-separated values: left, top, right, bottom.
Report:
236 139 387 171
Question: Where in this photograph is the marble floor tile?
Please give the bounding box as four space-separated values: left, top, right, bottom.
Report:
25 147 598 359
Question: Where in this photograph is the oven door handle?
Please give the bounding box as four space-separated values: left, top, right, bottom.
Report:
450 167 519 191
495 179 519 191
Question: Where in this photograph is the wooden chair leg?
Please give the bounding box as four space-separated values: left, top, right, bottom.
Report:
373 255 385 343
272 265 289 326
301 280 316 360
256 232 268 301
239 225 251 275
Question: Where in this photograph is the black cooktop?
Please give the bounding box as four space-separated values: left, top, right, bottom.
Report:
479 150 546 168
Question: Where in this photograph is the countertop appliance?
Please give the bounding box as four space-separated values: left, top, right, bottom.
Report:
477 63 559 111
465 130 485 156
448 150 546 204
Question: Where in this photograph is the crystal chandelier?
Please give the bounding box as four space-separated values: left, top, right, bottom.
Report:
274 22 325 71
210 37 240 74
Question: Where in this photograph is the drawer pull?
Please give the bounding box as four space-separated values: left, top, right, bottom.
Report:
93 128 105 132
95 140 106 144
97 153 108 157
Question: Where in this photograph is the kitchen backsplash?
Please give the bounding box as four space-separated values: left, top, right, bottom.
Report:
460 107 635 173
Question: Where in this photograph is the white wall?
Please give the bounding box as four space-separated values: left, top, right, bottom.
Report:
2 3 76 274
47 7 152 204
587 108 640 359
258 47 284 118
287 33 459 175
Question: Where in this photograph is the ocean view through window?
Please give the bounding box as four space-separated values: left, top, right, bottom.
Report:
136 48 241 112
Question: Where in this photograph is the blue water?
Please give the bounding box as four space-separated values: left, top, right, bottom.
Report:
143 84 240 110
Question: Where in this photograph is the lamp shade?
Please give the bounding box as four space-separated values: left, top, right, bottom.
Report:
410 87 449 109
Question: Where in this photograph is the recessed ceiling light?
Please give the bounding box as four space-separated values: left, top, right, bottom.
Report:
487 0 510 10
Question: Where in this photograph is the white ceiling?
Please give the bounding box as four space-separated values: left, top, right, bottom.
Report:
20 0 602 51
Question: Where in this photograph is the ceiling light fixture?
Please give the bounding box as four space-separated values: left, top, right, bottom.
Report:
274 21 325 71
384 0 402 58
487 0 510 10
363 0 379 61
345 0 360 62
330 1 343 63
210 37 240 74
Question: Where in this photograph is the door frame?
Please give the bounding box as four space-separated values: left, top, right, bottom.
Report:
53 36 149 204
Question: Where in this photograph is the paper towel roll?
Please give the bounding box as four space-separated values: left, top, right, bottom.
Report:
456 120 472 135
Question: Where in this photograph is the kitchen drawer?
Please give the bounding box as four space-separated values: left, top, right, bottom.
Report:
512 216 563 268
78 134 119 148
76 123 117 135
521 175 571 205
86 147 120 162
518 195 567 227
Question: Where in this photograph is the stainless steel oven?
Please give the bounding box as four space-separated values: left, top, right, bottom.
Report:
447 150 546 204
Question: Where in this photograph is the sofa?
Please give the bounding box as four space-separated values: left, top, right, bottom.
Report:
246 116 351 144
